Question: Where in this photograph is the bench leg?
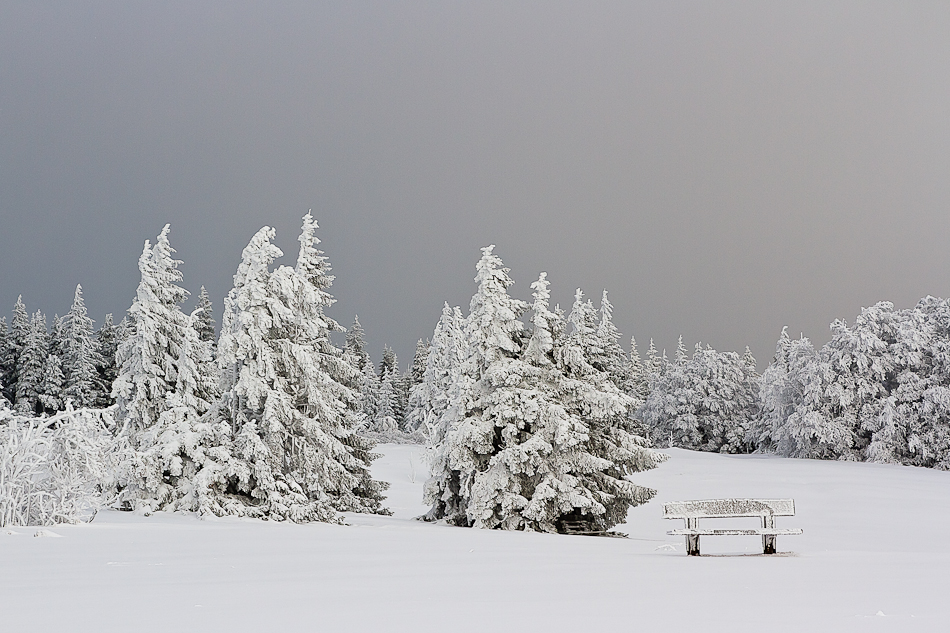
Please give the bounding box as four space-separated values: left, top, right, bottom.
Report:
762 515 776 554
686 517 700 556
687 534 700 556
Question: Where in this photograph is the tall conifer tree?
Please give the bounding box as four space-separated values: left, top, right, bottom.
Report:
61 285 103 408
209 216 388 521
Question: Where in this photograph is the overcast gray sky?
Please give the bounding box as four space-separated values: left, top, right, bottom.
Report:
2 1 950 368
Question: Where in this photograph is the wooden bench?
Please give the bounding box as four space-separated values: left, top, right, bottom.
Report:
663 498 802 556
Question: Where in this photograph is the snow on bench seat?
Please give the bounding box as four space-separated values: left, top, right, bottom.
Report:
663 498 803 556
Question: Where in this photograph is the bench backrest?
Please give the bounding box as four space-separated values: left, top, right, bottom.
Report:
663 498 795 519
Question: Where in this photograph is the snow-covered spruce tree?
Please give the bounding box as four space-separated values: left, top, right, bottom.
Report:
423 250 664 531
61 285 105 409
645 338 665 392
407 303 464 438
344 315 371 371
423 246 529 526
15 311 48 415
208 216 388 521
556 287 667 529
752 328 817 453
49 313 65 357
591 291 637 399
379 346 397 377
375 346 409 429
410 338 429 386
461 271 578 530
371 371 400 434
193 286 216 346
112 226 220 513
38 353 65 414
94 313 120 408
0 318 12 405
640 342 760 453
628 336 650 403
358 359 380 428
2 297 30 403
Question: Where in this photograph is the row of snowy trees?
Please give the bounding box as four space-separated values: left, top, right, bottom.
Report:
0 288 120 414
1 217 395 526
345 319 426 439
7 213 950 532
639 340 761 453
639 294 950 469
753 297 950 468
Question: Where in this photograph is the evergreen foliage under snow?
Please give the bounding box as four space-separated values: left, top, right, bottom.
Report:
423 247 666 532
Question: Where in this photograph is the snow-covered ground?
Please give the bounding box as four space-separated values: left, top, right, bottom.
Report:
2 445 948 632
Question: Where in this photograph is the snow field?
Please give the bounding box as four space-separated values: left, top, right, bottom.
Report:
2 444 948 632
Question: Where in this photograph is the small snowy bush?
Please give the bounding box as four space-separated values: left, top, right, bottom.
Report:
0 405 116 527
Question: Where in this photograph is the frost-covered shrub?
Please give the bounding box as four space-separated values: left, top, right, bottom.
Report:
0 405 116 527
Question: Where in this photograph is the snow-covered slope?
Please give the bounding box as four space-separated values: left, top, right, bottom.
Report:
2 445 947 632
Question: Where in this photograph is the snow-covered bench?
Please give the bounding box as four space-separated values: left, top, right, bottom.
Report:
663 498 802 556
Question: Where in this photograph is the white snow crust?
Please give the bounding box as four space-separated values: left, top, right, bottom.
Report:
2 444 948 631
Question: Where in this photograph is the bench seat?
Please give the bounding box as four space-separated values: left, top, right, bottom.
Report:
668 528 803 536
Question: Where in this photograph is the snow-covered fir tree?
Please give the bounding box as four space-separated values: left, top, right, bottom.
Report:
423 250 665 531
193 286 216 345
208 216 388 521
0 317 13 404
94 313 120 408
61 285 104 408
410 339 429 386
3 297 29 403
423 246 529 526
407 303 464 438
344 315 371 371
358 359 380 428
752 328 816 454
112 226 219 513
38 353 65 414
15 311 48 415
371 370 399 434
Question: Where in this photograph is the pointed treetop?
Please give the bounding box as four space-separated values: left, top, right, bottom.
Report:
296 212 334 292
194 286 216 343
743 346 757 371
234 226 282 290
675 335 689 363
525 272 559 365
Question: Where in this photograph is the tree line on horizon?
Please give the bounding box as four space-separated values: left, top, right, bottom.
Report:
3 217 950 529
